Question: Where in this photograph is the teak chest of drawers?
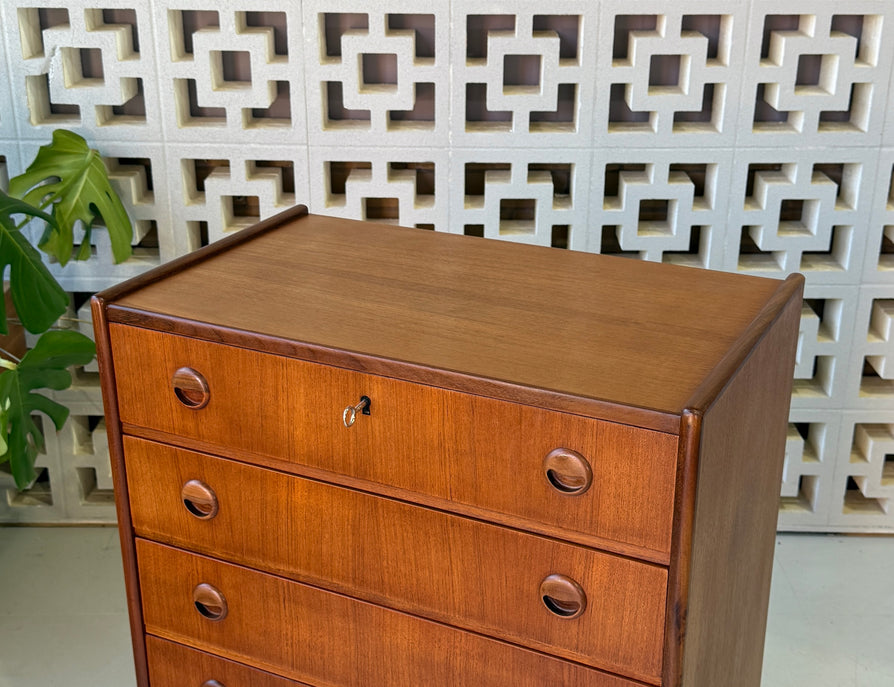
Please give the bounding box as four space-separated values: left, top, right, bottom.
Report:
93 206 803 687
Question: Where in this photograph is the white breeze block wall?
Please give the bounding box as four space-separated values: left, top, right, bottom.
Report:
0 0 892 529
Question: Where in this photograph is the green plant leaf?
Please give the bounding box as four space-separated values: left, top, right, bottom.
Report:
0 189 68 335
8 129 133 266
0 330 96 489
0 401 8 457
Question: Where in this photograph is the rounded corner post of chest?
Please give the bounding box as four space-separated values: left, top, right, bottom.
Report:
662 280 804 687
662 408 703 687
90 295 152 687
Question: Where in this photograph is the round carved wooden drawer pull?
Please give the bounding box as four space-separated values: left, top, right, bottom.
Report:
172 367 210 409
540 574 587 619
182 480 219 520
542 448 593 495
193 583 228 621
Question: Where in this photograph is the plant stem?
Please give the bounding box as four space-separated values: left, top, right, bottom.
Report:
7 316 92 327
0 346 22 364
13 197 54 231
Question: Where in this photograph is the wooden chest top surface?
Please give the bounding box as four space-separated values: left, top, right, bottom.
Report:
110 211 784 421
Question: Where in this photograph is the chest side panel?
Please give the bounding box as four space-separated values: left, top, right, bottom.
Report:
679 292 802 687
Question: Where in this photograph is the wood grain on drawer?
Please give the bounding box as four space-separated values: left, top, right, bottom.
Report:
111 324 678 561
137 541 656 687
126 437 666 681
147 636 307 686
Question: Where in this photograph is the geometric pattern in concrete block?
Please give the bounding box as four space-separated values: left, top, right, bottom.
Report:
304 0 449 146
450 148 590 249
866 151 894 284
829 413 894 530
5 1 162 140
726 150 874 285
740 3 894 146
596 3 747 146
167 145 309 246
590 150 731 268
309 147 448 231
778 409 842 529
452 1 598 147
790 285 858 410
845 286 894 411
154 3 307 145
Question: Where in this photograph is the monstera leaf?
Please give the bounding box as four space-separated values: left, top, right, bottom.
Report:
0 190 68 334
8 129 132 266
0 330 96 489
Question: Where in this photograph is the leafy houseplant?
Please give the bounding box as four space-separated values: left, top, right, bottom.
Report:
0 130 133 489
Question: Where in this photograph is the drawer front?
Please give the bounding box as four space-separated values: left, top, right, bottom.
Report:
111 324 678 559
137 541 653 687
146 636 306 687
126 437 666 681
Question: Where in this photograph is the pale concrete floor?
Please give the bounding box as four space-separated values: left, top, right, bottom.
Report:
0 528 891 686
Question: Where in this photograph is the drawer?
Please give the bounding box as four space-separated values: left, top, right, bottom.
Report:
137 541 655 687
146 636 306 687
126 437 667 681
111 324 678 560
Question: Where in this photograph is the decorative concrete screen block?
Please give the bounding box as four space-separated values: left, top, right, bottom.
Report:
865 298 894 380
450 149 589 248
303 0 448 146
886 69 894 146
0 28 17 140
830 413 894 530
589 150 732 268
727 150 873 285
167 144 310 247
790 285 858 410
309 148 447 230
741 3 894 145
2 0 894 530
778 409 842 528
452 2 598 147
596 4 747 146
866 151 894 283
4 0 161 139
0 410 109 523
0 439 62 523
846 286 894 411
154 3 306 145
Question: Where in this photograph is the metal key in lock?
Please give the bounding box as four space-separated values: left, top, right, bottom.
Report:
342 396 371 427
